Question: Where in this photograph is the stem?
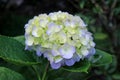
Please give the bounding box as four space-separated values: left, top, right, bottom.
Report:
37 71 41 80
42 63 49 80
32 65 41 80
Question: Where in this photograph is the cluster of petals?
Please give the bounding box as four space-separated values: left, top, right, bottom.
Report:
25 11 95 69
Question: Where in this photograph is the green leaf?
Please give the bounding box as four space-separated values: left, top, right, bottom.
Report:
91 49 112 66
93 6 103 14
55 78 66 80
112 73 120 79
62 60 91 73
14 36 25 45
79 1 85 9
0 67 25 80
0 35 39 65
94 33 108 40
107 55 117 73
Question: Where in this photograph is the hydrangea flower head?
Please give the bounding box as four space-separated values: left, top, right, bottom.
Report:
25 11 95 69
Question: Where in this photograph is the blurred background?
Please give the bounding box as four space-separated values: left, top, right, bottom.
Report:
0 0 120 80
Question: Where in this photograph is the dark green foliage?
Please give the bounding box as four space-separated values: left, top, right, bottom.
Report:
91 49 112 66
0 35 39 65
63 59 91 73
0 67 25 80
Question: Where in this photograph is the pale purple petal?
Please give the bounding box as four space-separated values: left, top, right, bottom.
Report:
36 47 42 56
89 48 96 55
90 41 96 47
73 54 81 62
46 22 61 35
43 52 48 58
60 60 65 66
51 49 60 56
25 46 32 50
43 51 54 62
65 58 75 66
51 62 61 69
86 48 96 58
24 24 29 28
46 30 51 35
79 30 86 37
46 23 54 35
59 44 76 59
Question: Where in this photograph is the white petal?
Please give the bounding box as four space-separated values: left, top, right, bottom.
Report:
32 27 40 37
49 13 57 21
80 38 88 45
39 19 48 28
25 25 32 34
81 47 89 56
25 36 34 46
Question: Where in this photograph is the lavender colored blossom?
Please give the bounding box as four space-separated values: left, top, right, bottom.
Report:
25 11 96 69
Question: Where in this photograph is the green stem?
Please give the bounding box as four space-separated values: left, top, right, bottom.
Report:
32 65 41 80
37 72 41 80
42 63 49 80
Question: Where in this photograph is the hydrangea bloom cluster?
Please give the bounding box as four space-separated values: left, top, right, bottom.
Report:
25 11 95 69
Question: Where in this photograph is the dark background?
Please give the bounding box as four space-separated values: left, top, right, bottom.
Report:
0 0 77 36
